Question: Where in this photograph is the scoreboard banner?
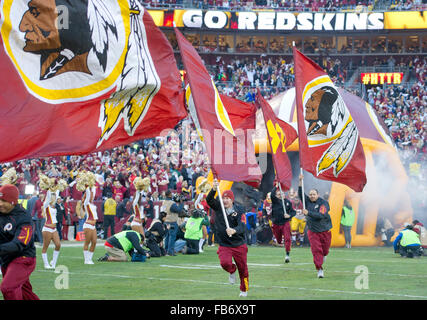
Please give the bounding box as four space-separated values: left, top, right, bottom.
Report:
148 9 427 31
360 73 403 85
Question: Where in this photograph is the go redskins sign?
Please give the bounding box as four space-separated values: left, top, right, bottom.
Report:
149 9 427 31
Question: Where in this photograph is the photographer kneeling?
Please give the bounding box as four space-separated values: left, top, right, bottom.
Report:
182 209 210 254
145 212 168 257
98 230 150 262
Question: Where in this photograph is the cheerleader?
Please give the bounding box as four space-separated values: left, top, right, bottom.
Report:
78 172 98 265
194 178 211 253
39 175 65 269
131 177 150 237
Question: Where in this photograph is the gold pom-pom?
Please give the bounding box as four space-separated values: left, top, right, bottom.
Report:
197 178 212 194
56 179 68 192
86 172 96 187
0 168 18 186
134 177 150 191
39 174 53 190
75 172 87 192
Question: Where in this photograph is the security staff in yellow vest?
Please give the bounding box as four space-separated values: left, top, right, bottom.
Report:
18 198 28 210
102 196 117 239
340 200 355 248
99 230 149 262
182 209 209 254
393 223 422 258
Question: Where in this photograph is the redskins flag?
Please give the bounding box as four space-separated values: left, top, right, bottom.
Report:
0 0 186 162
176 27 262 186
256 89 297 191
293 48 367 192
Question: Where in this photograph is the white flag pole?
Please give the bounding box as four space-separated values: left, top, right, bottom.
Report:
300 168 306 210
277 182 288 216
216 183 231 230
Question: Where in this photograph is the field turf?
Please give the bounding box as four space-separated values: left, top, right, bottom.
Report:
10 241 427 300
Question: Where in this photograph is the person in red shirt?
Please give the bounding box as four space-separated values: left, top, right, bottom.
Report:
112 180 127 202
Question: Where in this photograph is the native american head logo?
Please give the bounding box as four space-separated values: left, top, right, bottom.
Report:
303 77 359 177
2 0 161 146
19 0 117 80
1 0 128 102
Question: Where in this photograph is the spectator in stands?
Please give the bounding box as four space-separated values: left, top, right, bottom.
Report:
103 196 117 239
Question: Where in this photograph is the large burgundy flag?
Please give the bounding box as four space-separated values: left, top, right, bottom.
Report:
0 1 186 163
293 48 367 192
176 28 262 186
256 89 298 191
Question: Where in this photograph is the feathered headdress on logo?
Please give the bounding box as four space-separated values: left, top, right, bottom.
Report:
97 0 160 147
87 0 118 71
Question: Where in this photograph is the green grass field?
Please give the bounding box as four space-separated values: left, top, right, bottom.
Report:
16 241 427 300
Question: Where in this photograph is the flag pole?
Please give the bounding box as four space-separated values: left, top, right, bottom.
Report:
213 174 231 235
292 41 306 210
259 89 289 217
277 182 288 215
300 168 306 210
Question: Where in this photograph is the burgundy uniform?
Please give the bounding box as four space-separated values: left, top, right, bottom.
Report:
0 204 39 300
206 189 249 293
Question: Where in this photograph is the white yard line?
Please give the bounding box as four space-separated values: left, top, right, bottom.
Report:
35 268 427 299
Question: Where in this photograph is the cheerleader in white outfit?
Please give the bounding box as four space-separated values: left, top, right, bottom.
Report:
131 177 151 237
80 172 98 264
39 175 64 269
194 178 211 253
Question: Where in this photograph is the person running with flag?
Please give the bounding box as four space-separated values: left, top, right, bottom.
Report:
206 179 249 297
298 174 332 278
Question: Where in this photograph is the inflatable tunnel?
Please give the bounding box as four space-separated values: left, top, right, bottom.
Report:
207 88 413 247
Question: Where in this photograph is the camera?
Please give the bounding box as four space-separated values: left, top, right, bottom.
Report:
178 208 190 218
191 208 206 218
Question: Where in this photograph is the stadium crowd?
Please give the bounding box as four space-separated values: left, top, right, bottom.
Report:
145 0 427 11
210 55 347 101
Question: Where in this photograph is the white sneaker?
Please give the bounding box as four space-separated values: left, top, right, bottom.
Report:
84 260 94 265
317 269 324 278
239 291 248 297
44 264 54 269
229 272 236 284
49 261 56 269
284 255 290 263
